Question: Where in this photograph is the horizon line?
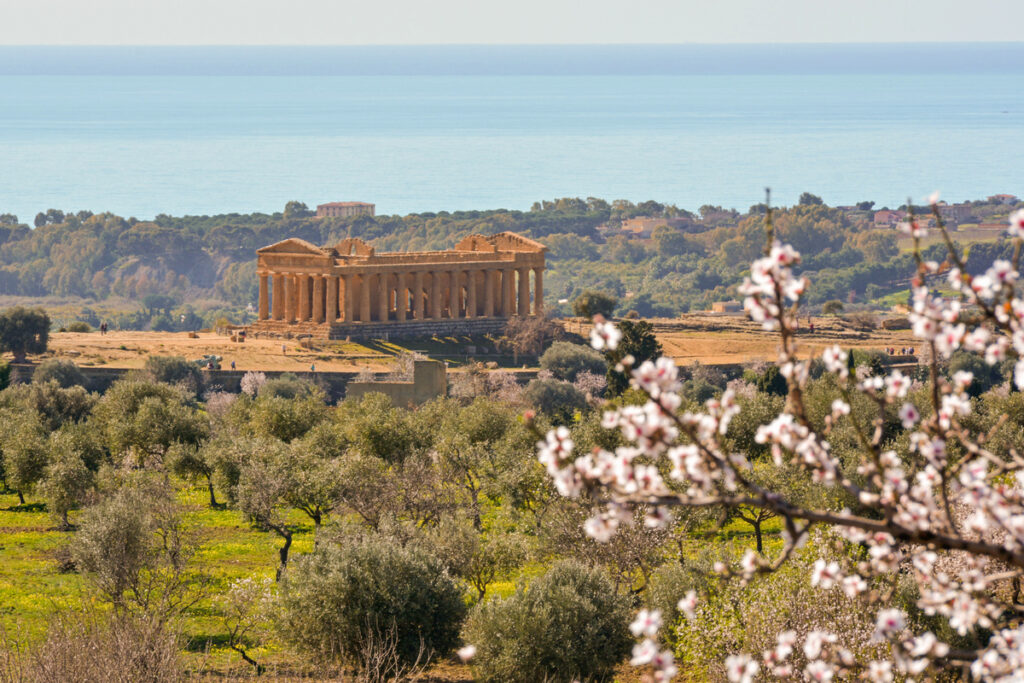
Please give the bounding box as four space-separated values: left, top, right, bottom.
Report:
4 41 1024 47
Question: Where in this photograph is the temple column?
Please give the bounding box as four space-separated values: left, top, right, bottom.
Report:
449 270 460 318
326 275 338 322
430 271 442 319
258 273 269 320
517 267 530 317
283 274 295 322
378 272 390 322
291 275 301 320
342 274 354 322
414 271 425 319
298 276 312 321
397 274 408 322
501 268 513 317
466 270 477 319
484 269 495 317
359 273 371 322
312 276 325 322
272 273 285 320
533 267 544 315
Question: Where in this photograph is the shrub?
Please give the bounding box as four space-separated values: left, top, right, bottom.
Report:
523 379 587 425
33 358 88 388
539 341 606 382
822 299 844 315
572 290 617 318
462 560 632 683
948 349 1003 397
6 610 181 683
258 372 314 399
674 543 884 679
144 355 203 396
844 310 879 330
66 321 92 333
277 538 466 674
240 370 267 396
755 364 788 397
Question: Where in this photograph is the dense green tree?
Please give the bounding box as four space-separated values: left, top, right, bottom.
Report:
524 379 588 425
462 561 632 683
0 306 50 362
283 201 313 219
572 290 617 318
539 341 606 382
40 440 94 530
91 379 208 467
144 355 203 397
278 538 467 673
0 410 49 503
604 320 662 396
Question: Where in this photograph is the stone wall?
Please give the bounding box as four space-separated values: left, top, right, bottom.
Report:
345 359 448 406
253 317 510 341
11 364 359 403
11 360 449 406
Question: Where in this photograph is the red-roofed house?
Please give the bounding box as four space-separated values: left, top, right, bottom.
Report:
988 194 1019 205
316 201 376 219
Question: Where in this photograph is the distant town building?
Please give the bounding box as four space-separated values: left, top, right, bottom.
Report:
711 300 743 314
987 194 1019 205
600 216 695 240
316 201 376 219
873 209 907 228
936 202 973 224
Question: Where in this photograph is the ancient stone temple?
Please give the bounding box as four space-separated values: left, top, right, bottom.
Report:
252 232 546 340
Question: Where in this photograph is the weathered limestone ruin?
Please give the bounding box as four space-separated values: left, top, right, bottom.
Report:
252 232 546 340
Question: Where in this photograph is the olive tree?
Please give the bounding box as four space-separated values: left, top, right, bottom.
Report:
39 433 94 529
91 379 208 468
32 358 88 388
0 306 49 362
71 477 204 618
0 409 49 503
462 561 632 683
277 537 466 678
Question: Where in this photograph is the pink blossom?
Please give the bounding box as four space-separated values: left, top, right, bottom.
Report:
629 609 662 638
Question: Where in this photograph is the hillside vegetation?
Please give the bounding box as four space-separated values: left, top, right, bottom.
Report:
0 195 1019 329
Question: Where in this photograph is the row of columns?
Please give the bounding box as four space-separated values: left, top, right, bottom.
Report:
258 266 543 324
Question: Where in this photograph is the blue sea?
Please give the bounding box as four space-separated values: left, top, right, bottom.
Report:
1 44 1023 221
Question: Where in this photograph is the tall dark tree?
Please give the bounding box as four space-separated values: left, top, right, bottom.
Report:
604 319 662 396
0 307 50 362
572 290 617 318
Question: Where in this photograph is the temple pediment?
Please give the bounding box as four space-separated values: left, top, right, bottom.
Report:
455 234 497 253
487 232 547 253
334 238 376 257
257 238 328 255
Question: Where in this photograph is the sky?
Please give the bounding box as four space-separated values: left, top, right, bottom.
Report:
1 0 1023 45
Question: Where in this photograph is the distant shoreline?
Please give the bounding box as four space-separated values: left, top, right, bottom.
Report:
3 42 1024 76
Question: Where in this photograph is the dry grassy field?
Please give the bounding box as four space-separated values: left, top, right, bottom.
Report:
39 313 919 373
46 330 396 372
648 313 919 366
